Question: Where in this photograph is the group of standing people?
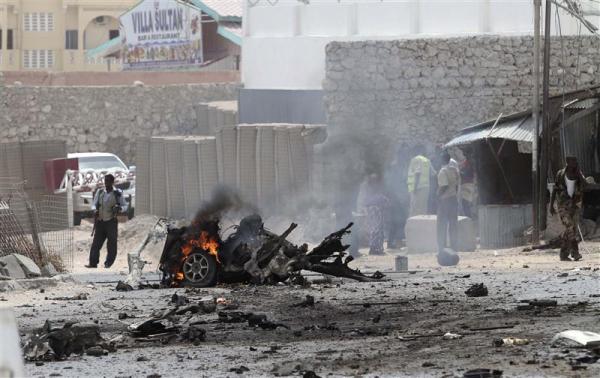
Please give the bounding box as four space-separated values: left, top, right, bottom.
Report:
357 144 476 256
357 143 587 261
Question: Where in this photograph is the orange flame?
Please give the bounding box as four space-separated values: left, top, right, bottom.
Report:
174 231 220 285
181 231 220 262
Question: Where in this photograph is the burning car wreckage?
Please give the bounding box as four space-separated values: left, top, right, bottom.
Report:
23 210 385 362
159 214 384 288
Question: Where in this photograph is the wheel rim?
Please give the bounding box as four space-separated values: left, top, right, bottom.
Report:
182 253 210 283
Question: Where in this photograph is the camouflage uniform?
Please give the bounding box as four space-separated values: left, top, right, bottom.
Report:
553 168 585 260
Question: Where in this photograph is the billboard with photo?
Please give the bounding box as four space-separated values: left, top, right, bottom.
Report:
120 0 203 69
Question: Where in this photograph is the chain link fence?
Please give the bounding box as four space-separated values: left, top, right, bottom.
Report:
0 177 73 272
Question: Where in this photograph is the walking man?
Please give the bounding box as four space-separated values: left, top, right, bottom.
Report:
358 173 389 255
86 174 126 268
437 151 460 253
407 145 433 217
550 157 586 261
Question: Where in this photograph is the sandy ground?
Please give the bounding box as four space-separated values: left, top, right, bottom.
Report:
3 216 600 377
70 215 168 275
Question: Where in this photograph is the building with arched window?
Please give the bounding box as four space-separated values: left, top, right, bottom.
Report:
0 0 241 72
0 0 137 71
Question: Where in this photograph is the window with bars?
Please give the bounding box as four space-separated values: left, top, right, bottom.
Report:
24 13 54 32
23 50 54 69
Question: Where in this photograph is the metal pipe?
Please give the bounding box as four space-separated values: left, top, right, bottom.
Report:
532 0 541 243
540 0 552 232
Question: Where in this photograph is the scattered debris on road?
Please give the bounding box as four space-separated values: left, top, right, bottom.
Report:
23 321 110 361
463 368 503 378
493 337 529 346
552 330 600 348
465 283 488 297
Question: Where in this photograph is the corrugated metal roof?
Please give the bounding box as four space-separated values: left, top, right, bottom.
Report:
191 0 242 20
566 98 598 110
445 113 535 148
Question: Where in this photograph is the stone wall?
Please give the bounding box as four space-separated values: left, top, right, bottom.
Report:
1 70 239 86
0 83 239 164
323 35 600 149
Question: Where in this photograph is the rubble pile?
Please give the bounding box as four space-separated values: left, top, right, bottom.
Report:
0 253 59 280
123 292 294 345
23 320 114 361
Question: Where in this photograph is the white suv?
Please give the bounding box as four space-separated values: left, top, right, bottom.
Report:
68 152 136 225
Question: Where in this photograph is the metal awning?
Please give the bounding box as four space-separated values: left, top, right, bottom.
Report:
445 112 535 148
86 37 122 59
218 22 242 45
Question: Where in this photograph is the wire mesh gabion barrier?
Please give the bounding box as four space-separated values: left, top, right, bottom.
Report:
36 194 74 271
0 177 73 272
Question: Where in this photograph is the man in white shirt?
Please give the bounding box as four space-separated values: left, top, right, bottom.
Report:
85 174 127 269
437 151 460 253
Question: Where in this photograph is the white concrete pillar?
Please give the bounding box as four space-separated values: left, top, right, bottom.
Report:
479 0 491 33
293 3 300 36
78 6 84 52
348 3 358 36
410 0 420 34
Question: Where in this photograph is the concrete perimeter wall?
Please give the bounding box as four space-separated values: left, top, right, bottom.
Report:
323 35 600 146
0 82 239 164
1 70 240 86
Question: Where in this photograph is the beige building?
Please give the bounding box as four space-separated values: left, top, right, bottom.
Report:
0 0 136 72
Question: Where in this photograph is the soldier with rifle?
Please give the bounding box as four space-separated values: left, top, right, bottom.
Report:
550 157 586 261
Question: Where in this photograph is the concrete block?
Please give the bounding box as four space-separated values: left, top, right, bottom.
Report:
256 126 276 209
134 137 151 215
236 126 258 204
405 215 476 254
150 137 168 217
394 255 408 271
198 137 219 202
0 256 27 279
182 138 203 220
437 248 460 266
195 104 210 135
208 107 220 135
41 263 58 277
164 137 186 219
216 126 237 187
12 254 41 277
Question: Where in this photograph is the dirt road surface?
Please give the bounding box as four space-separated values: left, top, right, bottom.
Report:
3 216 600 377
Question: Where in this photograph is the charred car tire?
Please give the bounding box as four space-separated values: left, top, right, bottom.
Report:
181 249 218 287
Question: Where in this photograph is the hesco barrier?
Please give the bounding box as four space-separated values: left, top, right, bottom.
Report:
136 124 326 219
478 204 533 249
0 140 67 195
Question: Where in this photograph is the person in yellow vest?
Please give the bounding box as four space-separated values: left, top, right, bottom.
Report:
407 145 433 217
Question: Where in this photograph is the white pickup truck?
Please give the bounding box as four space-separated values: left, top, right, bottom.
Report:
68 152 136 225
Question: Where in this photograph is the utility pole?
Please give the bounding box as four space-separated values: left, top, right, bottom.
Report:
540 0 552 232
532 0 541 244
